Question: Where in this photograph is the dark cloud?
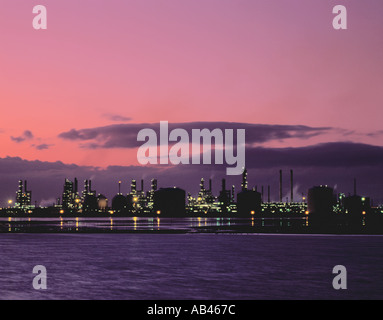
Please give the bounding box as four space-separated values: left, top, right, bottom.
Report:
34 143 54 150
103 113 133 122
10 130 34 143
1 142 383 206
367 130 383 138
0 157 81 174
245 142 383 168
58 122 331 149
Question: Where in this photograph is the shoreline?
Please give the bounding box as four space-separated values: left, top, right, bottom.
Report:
1 225 383 235
1 216 383 235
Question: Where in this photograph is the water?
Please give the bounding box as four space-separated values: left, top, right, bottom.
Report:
0 233 383 300
0 217 307 233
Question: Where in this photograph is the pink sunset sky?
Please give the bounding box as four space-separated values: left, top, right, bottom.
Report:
0 0 382 168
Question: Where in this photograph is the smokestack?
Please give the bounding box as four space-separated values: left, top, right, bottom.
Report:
231 185 235 202
141 179 144 192
74 178 78 194
279 170 282 202
222 179 226 191
290 169 293 203
268 185 270 203
209 179 212 192
89 180 92 193
261 186 264 202
118 181 121 194
24 180 27 192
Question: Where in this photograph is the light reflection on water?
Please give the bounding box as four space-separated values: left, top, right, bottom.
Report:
0 217 307 233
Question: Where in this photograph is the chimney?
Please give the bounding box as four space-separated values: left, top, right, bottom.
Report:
141 179 144 192
290 169 293 203
279 170 282 202
268 185 270 203
231 185 235 202
209 179 212 192
222 179 226 191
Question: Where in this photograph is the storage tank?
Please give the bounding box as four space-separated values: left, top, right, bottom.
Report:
237 190 262 216
153 187 185 217
307 186 334 227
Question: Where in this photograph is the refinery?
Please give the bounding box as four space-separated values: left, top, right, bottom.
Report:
1 169 382 230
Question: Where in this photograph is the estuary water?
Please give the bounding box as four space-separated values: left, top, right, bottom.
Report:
0 233 382 300
0 216 307 233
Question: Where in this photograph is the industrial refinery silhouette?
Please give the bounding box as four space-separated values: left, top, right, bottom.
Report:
1 168 382 233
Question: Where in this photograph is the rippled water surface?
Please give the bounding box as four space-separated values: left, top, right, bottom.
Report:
0 233 383 300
